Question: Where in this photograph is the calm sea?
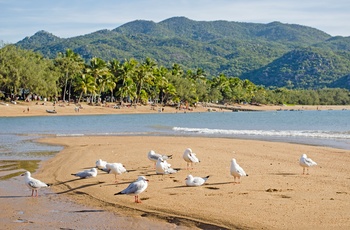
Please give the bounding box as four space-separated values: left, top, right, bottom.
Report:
1 110 350 159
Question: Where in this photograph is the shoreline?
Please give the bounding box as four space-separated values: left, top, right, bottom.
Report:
1 101 350 117
35 135 350 229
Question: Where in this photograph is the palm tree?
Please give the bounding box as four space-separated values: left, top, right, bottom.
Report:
116 59 137 103
211 74 232 102
133 58 156 104
74 74 95 103
55 49 84 102
85 57 110 104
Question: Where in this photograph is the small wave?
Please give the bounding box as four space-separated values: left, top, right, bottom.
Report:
172 127 350 139
56 133 85 137
56 132 150 137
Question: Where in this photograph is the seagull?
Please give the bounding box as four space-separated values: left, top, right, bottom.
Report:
183 148 200 170
148 150 172 167
105 163 127 183
21 171 50 197
95 159 108 170
114 176 149 203
71 168 98 179
230 158 248 184
299 154 317 175
185 174 209 187
156 157 177 174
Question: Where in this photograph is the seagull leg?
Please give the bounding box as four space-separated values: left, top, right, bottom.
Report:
31 190 34 197
135 195 142 203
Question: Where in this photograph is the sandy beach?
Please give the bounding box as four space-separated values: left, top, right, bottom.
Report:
1 100 350 117
33 136 350 229
1 102 350 229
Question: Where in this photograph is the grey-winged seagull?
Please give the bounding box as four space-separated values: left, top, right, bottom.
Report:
156 157 177 174
299 153 317 175
21 171 50 197
183 148 200 170
148 150 172 167
71 168 98 179
185 174 209 186
95 159 108 170
114 176 149 203
230 158 248 184
105 163 127 183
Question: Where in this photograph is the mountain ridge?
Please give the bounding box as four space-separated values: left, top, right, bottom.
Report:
14 16 350 89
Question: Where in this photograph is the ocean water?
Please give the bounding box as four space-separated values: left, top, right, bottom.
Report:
0 110 350 159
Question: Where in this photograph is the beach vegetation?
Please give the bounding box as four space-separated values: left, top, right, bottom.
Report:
1 45 350 106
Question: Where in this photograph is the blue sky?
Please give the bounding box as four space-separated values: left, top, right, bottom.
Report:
1 0 349 43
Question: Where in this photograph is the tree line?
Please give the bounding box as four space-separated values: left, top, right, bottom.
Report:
1 45 350 106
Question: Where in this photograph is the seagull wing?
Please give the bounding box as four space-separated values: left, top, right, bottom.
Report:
236 165 247 176
192 177 205 186
118 180 145 195
28 178 48 189
188 153 199 163
305 157 317 166
149 154 159 162
74 170 93 178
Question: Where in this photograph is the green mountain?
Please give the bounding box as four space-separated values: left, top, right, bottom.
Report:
15 17 350 89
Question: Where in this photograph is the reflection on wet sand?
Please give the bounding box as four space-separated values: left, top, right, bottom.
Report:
0 159 192 229
0 159 40 180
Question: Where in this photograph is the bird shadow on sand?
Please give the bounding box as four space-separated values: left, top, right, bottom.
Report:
53 178 82 185
82 166 96 169
164 181 233 190
206 181 233 186
0 195 29 198
100 181 135 187
270 172 299 176
164 185 188 189
56 181 105 194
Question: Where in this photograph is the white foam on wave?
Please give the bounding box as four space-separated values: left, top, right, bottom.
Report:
172 127 350 139
56 134 85 137
56 132 149 137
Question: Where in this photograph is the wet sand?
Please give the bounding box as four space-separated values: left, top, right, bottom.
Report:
33 136 350 230
0 176 189 229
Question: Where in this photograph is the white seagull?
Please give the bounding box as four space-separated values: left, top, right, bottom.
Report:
185 174 209 187
71 168 98 179
183 148 200 170
230 158 248 184
114 176 149 203
95 159 108 170
147 150 172 167
105 163 127 183
156 157 177 174
299 154 317 175
21 171 50 197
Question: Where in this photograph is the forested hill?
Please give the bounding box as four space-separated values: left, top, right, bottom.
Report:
15 17 350 89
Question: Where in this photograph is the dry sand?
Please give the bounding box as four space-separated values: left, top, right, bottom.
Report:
34 136 350 230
